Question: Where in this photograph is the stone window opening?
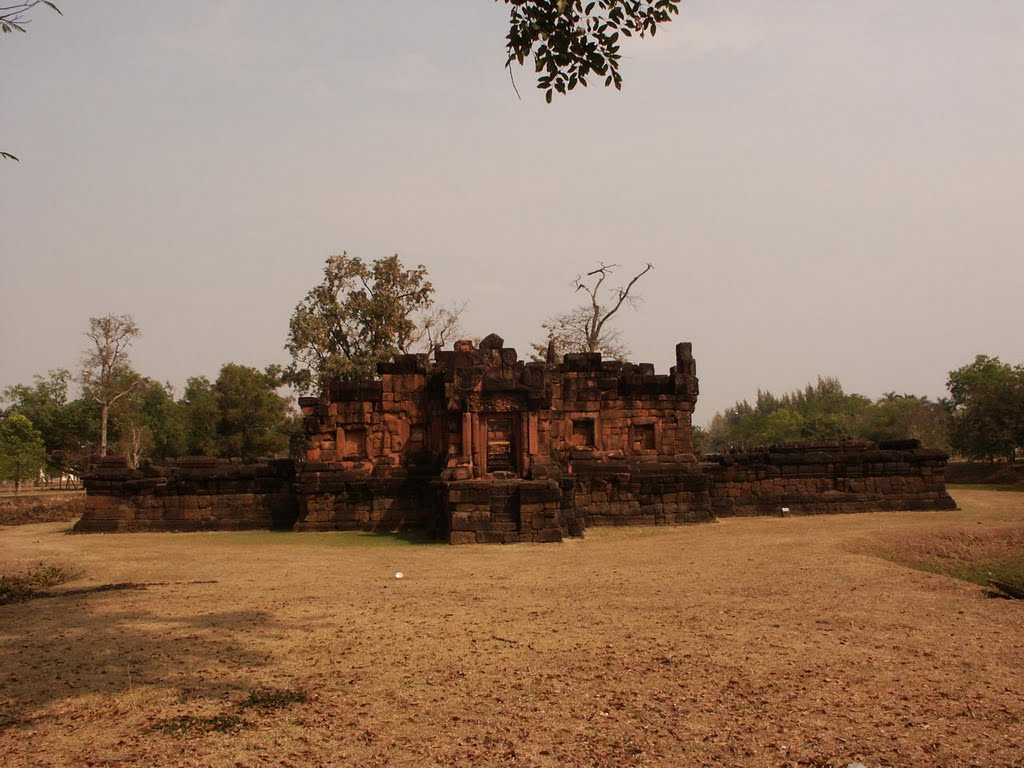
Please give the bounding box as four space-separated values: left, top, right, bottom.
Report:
571 418 595 448
342 427 367 458
633 423 656 452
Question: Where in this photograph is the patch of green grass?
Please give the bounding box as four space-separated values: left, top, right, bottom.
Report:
196 529 444 548
863 524 1024 592
913 555 1024 589
0 564 69 604
149 714 248 736
947 483 1024 493
239 687 308 711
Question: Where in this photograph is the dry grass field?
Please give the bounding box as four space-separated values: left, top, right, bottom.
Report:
2 490 1023 767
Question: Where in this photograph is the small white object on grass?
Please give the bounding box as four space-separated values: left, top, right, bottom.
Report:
395 572 404 579
781 507 790 513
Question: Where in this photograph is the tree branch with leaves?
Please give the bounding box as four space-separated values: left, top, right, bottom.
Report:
2 1 62 161
0 1 61 35
503 0 681 102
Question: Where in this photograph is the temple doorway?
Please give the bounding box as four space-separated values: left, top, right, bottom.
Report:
485 415 517 474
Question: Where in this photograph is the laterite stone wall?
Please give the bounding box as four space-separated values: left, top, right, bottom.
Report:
75 456 297 532
293 466 438 532
705 441 956 517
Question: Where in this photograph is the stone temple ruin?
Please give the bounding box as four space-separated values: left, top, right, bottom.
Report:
77 336 956 541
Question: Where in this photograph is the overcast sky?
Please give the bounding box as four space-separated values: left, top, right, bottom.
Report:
2 1 1021 423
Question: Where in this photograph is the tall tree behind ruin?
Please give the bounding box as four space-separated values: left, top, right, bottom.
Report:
214 364 297 461
285 253 462 394
81 314 141 457
534 262 652 361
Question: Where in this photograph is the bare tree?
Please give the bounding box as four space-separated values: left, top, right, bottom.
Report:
534 306 631 362
534 262 652 360
405 302 468 355
573 262 653 352
81 314 141 457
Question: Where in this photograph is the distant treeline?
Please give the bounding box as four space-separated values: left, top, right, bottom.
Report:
700 355 1024 463
2 365 301 477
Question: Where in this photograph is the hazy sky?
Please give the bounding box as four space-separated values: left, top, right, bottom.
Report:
2 1 1021 423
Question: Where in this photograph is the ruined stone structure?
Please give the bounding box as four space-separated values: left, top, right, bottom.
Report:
78 457 297 532
704 440 954 517
76 337 956 539
291 334 709 542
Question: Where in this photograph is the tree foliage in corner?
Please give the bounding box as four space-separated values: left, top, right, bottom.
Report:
503 0 681 101
286 253 462 394
2 1 63 161
0 1 61 34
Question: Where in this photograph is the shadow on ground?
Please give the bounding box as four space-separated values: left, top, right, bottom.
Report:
0 583 283 713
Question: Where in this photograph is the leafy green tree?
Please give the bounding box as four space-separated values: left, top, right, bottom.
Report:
858 394 951 452
3 370 74 468
800 413 852 442
139 381 188 461
109 379 188 466
2 370 99 478
946 355 1024 461
212 364 296 461
691 424 707 456
503 1 681 101
81 314 142 456
761 408 805 444
285 253 436 394
181 376 219 456
0 413 47 493
177 367 298 460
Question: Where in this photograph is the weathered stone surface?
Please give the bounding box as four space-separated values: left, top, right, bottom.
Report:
703 441 956 516
75 458 298 533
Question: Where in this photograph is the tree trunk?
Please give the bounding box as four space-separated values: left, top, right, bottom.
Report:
100 403 109 457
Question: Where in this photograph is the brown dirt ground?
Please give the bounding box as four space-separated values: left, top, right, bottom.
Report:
1 490 1023 768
